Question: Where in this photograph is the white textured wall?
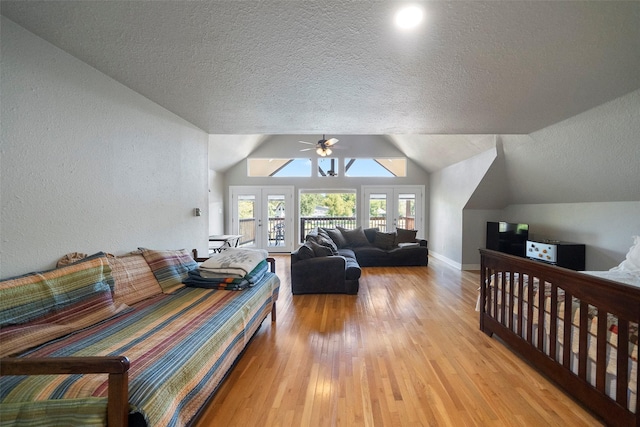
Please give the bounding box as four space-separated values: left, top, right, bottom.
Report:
429 147 497 267
0 18 209 278
502 202 640 271
501 90 640 204
455 90 640 270
208 168 225 234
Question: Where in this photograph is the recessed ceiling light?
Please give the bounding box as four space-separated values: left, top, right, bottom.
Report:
395 5 424 30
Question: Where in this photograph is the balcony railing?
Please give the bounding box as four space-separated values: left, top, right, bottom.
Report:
300 216 415 238
238 216 416 245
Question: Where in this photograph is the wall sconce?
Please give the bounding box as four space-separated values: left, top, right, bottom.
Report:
194 208 201 217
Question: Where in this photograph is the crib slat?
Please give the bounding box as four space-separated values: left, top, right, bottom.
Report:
549 283 558 362
508 271 515 330
483 267 490 317
493 273 502 320
563 292 572 369
537 279 546 351
500 271 507 325
527 274 534 345
517 272 524 337
596 310 608 393
578 301 589 379
617 320 630 408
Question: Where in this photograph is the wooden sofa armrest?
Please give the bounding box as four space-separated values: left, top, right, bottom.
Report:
192 248 208 262
1 356 130 427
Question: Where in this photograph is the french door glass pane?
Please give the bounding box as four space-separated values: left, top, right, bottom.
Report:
299 192 356 238
238 195 256 246
368 193 387 231
397 193 416 230
267 194 286 248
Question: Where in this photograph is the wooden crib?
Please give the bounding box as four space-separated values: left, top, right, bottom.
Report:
479 249 640 426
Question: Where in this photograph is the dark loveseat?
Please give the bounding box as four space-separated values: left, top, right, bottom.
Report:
291 226 428 295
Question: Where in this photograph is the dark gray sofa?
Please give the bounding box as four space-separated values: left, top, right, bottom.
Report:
290 227 428 295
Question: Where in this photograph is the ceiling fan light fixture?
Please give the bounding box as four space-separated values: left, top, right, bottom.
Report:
300 134 339 156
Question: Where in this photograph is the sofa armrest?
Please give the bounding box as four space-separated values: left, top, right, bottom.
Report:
291 256 347 294
416 239 428 247
0 356 130 427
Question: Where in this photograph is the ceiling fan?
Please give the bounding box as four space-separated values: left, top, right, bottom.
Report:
299 135 339 157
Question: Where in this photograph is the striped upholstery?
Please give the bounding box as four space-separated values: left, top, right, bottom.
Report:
0 253 129 358
108 253 163 306
140 248 198 294
0 272 280 427
0 398 108 426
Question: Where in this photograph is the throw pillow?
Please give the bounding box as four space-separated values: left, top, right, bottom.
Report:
108 253 163 305
374 231 397 250
338 226 371 248
140 248 198 294
297 243 315 260
363 228 379 244
396 228 418 244
322 227 348 249
308 240 333 257
0 252 128 357
310 231 339 255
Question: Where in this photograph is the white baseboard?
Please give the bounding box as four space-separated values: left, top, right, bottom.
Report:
430 252 462 270
430 252 480 271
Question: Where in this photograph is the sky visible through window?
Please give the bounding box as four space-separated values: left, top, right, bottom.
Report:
270 158 401 177
272 159 311 177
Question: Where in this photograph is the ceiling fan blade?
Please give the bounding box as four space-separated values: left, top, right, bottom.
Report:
299 141 314 145
324 138 339 146
300 148 313 152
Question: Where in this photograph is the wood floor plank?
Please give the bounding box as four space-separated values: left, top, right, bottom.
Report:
195 255 604 426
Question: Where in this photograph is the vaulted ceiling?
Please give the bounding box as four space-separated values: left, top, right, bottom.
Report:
2 1 639 172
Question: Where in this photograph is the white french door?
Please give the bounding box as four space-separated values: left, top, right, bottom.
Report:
229 186 294 253
362 186 424 234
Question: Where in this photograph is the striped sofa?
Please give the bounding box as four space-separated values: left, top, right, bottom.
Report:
0 249 280 427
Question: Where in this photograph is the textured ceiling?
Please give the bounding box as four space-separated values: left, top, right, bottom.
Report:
2 1 639 171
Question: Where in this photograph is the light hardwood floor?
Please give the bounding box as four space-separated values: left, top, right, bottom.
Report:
195 255 603 426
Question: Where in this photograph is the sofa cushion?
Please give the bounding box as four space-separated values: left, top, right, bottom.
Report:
396 228 418 244
0 252 129 357
140 248 198 294
108 253 163 305
322 227 348 249
338 226 371 248
374 231 397 250
353 245 428 267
